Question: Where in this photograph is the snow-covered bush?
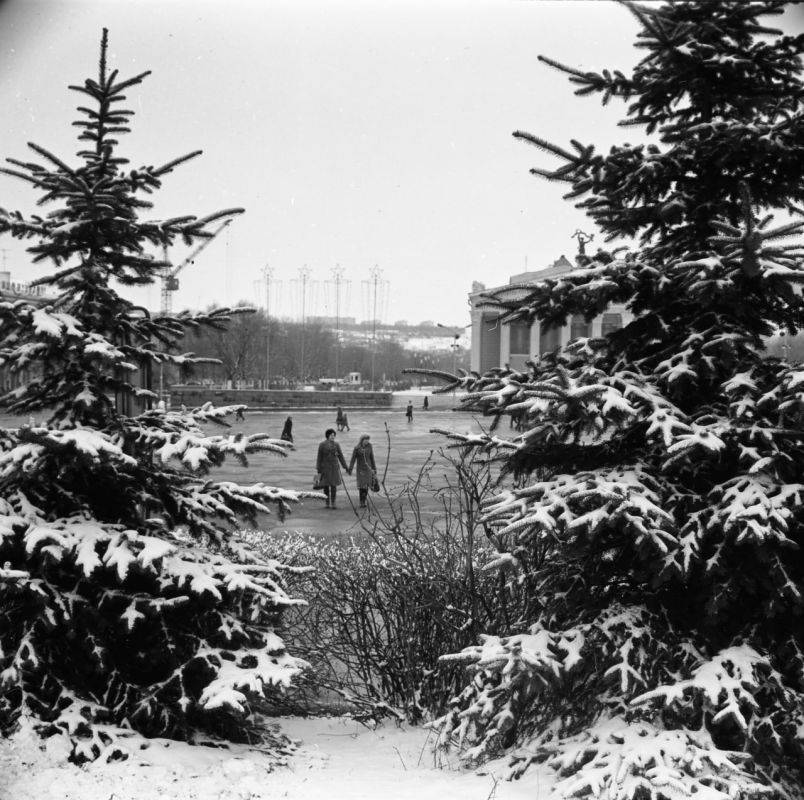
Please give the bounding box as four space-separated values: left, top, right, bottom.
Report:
0 31 314 761
421 2 804 796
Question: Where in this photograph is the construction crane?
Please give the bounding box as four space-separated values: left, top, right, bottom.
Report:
160 218 233 315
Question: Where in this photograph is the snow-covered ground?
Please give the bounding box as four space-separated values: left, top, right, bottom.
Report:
1 716 553 800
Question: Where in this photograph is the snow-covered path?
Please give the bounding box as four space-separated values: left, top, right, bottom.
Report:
1 716 553 800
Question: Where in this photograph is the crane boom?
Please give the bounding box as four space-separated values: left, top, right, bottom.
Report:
160 218 233 315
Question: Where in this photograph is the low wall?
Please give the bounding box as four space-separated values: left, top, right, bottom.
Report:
169 386 392 410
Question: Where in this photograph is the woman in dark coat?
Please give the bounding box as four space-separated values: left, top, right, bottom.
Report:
280 416 293 442
348 434 377 509
316 428 349 509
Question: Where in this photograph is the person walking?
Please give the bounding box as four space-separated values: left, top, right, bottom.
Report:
348 434 377 509
335 406 346 431
405 401 414 423
316 428 349 509
280 416 293 443
235 407 245 422
341 411 350 432
423 396 429 411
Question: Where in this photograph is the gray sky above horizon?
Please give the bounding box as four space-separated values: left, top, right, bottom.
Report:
2 0 797 327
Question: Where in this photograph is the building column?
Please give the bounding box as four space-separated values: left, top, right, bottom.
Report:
500 323 511 369
530 321 540 359
559 321 572 348
469 305 484 373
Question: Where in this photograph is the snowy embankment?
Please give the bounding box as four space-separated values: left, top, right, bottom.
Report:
1 716 553 800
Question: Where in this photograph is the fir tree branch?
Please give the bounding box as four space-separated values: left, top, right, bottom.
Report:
512 131 580 163
0 168 41 186
152 151 204 177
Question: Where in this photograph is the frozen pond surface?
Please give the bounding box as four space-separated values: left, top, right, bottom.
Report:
0 406 497 537
209 407 488 536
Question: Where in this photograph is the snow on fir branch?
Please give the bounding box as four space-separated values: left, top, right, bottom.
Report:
541 717 772 800
0 488 309 760
480 466 676 557
434 606 697 761
436 608 795 797
0 29 308 763
427 2 804 795
427 427 519 453
632 645 780 732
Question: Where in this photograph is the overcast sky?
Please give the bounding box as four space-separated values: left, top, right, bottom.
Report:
3 0 792 328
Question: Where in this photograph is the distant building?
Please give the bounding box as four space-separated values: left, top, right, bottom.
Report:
0 271 50 302
469 256 633 374
306 314 469 353
403 337 465 352
0 272 53 394
318 371 362 386
0 271 152 412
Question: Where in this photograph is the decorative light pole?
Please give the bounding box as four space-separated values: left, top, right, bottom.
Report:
369 265 382 391
437 322 470 394
331 264 344 387
298 265 311 384
437 323 463 373
262 264 274 389
572 229 594 256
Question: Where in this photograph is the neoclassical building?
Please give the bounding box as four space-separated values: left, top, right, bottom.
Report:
469 255 633 374
0 271 152 413
0 271 52 394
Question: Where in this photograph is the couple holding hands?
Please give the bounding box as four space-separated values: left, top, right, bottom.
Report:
315 429 378 510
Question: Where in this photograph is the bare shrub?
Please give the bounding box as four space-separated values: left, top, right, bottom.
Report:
252 449 528 723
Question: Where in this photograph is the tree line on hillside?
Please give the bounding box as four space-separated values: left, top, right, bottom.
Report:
175 308 469 388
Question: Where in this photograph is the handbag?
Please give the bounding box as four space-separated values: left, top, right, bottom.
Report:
313 473 324 490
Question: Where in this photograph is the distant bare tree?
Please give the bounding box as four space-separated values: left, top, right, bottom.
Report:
179 309 469 387
185 303 263 386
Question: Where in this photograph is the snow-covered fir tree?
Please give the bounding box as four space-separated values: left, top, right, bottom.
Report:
427 2 804 797
0 31 314 762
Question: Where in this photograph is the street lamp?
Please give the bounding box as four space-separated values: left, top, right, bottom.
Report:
436 322 471 398
436 323 468 376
